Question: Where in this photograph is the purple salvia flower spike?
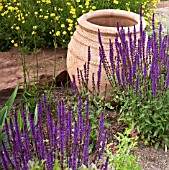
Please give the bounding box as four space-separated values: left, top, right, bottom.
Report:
98 31 113 87
98 29 103 46
77 67 81 85
92 73 95 92
21 104 31 162
86 46 91 85
98 114 107 158
46 149 53 170
109 39 115 77
103 157 109 170
28 108 39 158
9 117 15 141
146 36 151 65
128 27 134 58
82 122 91 167
47 105 54 148
8 125 21 168
67 107 73 168
142 30 146 63
1 151 9 170
152 75 156 97
138 39 142 70
97 59 102 93
71 75 78 97
14 112 21 152
115 63 121 86
58 101 65 169
165 72 169 91
116 22 120 32
115 43 121 86
37 98 45 159
77 99 82 134
79 69 87 90
84 63 87 83
85 99 89 124
43 92 47 107
72 121 79 170
119 27 126 47
143 63 147 91
99 46 104 63
152 13 155 32
158 23 162 49
14 107 31 165
88 46 91 63
38 98 42 124
77 99 84 167
4 119 11 148
139 5 143 39
100 132 107 156
133 25 137 49
135 75 139 94
9 118 20 167
2 140 14 168
12 151 19 169
37 125 45 160
121 69 126 88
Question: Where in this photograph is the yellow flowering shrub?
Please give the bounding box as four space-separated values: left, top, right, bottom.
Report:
0 0 161 51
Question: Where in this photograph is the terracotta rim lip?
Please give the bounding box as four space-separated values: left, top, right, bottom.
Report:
78 9 146 34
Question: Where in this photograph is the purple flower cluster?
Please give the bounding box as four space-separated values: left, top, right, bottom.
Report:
71 44 108 98
1 96 108 170
99 7 169 98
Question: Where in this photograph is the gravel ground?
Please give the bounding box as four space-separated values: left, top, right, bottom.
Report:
134 144 169 170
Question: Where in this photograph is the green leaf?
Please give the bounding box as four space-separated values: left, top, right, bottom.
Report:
155 142 160 149
53 160 61 170
89 143 94 153
34 104 38 126
145 119 151 124
18 109 23 130
0 132 6 151
105 103 114 109
104 122 111 127
5 84 18 114
153 129 160 137
147 31 153 36
0 84 18 128
0 106 8 128
0 132 6 141
96 108 103 115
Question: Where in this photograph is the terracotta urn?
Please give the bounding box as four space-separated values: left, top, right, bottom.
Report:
67 9 146 103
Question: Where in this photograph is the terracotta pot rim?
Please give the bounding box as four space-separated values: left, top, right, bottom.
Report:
78 9 146 34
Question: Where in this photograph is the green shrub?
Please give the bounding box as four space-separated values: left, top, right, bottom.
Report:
105 128 142 170
0 0 159 52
